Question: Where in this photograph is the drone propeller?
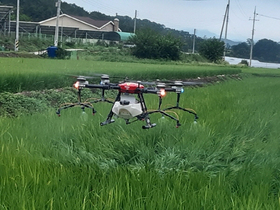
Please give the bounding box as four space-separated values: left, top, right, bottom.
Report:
92 73 129 85
121 79 165 86
91 73 109 78
122 79 204 87
92 73 125 79
66 74 95 80
173 81 204 86
155 80 205 87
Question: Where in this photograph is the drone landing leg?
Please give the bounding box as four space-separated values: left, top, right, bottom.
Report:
56 89 96 116
100 92 121 126
142 115 156 129
138 93 156 129
163 93 198 122
56 103 96 116
89 89 114 104
90 99 114 104
148 110 181 127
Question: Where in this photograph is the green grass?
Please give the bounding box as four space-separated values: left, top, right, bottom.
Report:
0 57 241 93
1 68 280 209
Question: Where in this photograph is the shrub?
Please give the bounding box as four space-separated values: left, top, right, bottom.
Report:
56 47 71 59
198 38 224 63
239 60 249 66
129 28 183 60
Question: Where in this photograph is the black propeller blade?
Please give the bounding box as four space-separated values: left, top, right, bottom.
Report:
65 74 96 82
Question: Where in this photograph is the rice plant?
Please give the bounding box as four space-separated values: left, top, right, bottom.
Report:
0 57 241 93
1 71 280 209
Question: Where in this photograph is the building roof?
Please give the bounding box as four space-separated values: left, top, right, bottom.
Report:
117 32 135 41
39 14 117 31
71 15 111 28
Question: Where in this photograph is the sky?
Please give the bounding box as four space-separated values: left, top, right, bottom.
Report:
63 0 280 42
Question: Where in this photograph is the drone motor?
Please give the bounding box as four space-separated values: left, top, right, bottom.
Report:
100 74 110 85
73 76 89 89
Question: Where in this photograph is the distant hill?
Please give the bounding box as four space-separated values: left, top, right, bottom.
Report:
222 39 241 46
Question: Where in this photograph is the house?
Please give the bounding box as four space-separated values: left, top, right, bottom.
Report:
2 11 134 43
39 14 120 32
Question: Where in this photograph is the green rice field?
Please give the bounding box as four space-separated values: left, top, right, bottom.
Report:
0 57 280 209
0 58 241 93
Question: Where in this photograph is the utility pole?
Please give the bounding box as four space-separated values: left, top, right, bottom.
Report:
133 10 137 34
54 0 61 47
8 8 11 35
249 7 257 67
15 0 19 51
192 29 196 54
220 0 230 59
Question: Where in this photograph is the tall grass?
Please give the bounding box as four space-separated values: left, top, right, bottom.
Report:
0 57 241 93
1 74 280 209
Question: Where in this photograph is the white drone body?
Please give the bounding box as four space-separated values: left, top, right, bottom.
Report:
112 94 143 119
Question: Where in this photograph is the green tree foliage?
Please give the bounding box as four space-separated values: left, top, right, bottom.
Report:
198 38 225 62
129 28 183 60
1 0 90 21
62 3 89 17
253 39 280 63
230 42 250 59
11 13 32 21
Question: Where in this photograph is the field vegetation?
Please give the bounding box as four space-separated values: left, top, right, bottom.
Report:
0 57 241 93
0 56 280 209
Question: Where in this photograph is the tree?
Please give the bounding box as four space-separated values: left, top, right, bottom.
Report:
129 28 183 60
198 38 224 62
230 42 250 59
253 39 280 63
11 13 32 21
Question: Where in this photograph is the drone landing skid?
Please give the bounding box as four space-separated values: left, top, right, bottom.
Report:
162 92 198 123
100 119 115 126
91 99 113 104
148 110 181 128
163 106 198 123
56 102 96 116
100 111 157 129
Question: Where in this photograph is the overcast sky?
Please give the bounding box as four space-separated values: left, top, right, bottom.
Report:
63 0 280 42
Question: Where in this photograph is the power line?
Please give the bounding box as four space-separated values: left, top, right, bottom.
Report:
257 13 280 21
234 0 248 19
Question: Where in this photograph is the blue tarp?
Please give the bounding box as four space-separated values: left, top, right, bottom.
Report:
47 46 58 58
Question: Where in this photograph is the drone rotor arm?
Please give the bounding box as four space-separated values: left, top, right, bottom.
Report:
85 84 120 90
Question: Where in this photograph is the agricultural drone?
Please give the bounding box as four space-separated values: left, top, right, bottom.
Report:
56 74 203 129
